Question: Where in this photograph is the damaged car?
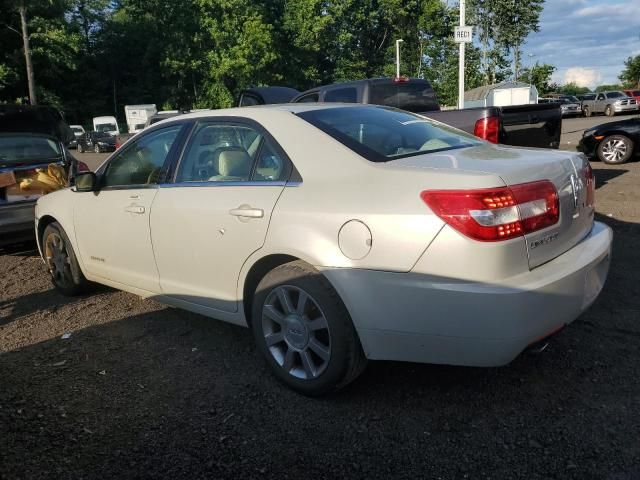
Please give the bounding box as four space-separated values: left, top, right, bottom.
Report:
0 105 86 246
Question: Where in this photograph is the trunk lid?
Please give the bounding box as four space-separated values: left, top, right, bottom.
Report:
390 144 595 269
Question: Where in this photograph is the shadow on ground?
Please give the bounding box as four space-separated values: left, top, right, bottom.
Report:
0 218 638 480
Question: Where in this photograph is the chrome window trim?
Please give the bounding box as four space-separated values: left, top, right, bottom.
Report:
159 181 289 188
100 184 159 191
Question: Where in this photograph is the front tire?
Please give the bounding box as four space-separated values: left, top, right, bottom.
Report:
251 261 366 396
583 106 591 117
77 143 84 153
42 222 90 296
605 105 614 117
597 134 633 164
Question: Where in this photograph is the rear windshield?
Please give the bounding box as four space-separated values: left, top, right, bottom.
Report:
0 135 62 165
297 106 481 162
93 132 112 139
95 123 116 132
369 82 439 113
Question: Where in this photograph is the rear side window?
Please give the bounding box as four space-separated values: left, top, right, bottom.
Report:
298 106 481 162
369 82 439 112
324 87 358 103
176 122 288 183
239 94 261 107
295 93 319 103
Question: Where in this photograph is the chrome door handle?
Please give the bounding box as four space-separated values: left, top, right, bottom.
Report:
229 206 264 218
124 205 145 214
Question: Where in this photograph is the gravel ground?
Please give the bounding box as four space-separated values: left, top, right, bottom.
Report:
1 153 639 479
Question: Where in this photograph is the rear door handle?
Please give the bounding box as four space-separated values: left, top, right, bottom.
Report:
124 205 145 214
229 206 264 218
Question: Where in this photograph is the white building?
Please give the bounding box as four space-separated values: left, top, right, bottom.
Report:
464 81 538 108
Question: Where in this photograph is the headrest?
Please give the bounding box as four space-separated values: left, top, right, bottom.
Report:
218 150 251 177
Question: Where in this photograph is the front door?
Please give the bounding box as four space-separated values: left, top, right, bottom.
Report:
150 120 290 312
73 124 185 293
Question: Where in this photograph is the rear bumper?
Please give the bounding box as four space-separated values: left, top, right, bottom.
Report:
322 221 612 367
0 201 36 245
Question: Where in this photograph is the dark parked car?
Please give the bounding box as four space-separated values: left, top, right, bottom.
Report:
289 77 562 149
0 105 81 245
77 131 117 153
578 118 640 164
237 86 300 106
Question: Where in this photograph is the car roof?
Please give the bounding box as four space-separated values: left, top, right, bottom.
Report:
174 103 377 121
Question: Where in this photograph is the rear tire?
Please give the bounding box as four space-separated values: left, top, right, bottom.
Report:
597 134 633 164
251 260 367 396
42 222 90 296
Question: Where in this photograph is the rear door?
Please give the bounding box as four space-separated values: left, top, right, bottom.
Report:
150 119 291 312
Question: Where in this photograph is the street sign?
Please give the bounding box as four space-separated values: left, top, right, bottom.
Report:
454 26 473 43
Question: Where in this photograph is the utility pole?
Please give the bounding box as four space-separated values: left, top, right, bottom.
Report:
18 1 37 105
395 39 404 78
458 0 466 109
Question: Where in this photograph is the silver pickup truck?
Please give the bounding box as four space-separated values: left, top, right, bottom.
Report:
582 91 638 117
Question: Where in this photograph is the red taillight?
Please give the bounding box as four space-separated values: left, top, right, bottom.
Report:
393 76 410 83
585 162 595 208
473 116 500 144
421 180 559 242
77 161 90 173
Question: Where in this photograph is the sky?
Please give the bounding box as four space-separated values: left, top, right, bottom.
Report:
522 0 640 89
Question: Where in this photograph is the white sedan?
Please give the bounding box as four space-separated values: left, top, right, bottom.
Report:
35 105 612 395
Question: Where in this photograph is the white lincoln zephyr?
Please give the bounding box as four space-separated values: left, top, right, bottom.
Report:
35 105 612 395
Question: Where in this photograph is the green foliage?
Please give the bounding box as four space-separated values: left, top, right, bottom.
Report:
557 82 591 95
518 62 555 94
595 84 623 93
619 55 640 88
0 0 548 121
468 0 544 81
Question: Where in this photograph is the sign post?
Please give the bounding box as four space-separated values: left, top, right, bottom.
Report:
455 0 473 109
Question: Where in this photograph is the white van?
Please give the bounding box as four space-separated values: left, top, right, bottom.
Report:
124 104 157 134
92 116 119 136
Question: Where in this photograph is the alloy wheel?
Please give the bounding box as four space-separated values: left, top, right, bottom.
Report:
261 285 331 380
601 138 628 163
44 232 72 289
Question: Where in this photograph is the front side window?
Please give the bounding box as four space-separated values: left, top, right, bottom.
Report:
297 106 481 162
176 121 288 183
102 125 181 187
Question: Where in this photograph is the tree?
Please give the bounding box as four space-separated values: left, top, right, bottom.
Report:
470 0 544 82
619 55 640 88
558 82 590 95
595 84 622 93
518 62 554 94
467 0 510 84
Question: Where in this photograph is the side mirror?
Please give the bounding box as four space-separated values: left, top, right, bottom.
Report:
74 172 97 192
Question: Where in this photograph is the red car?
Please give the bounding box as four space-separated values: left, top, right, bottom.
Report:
623 89 640 103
